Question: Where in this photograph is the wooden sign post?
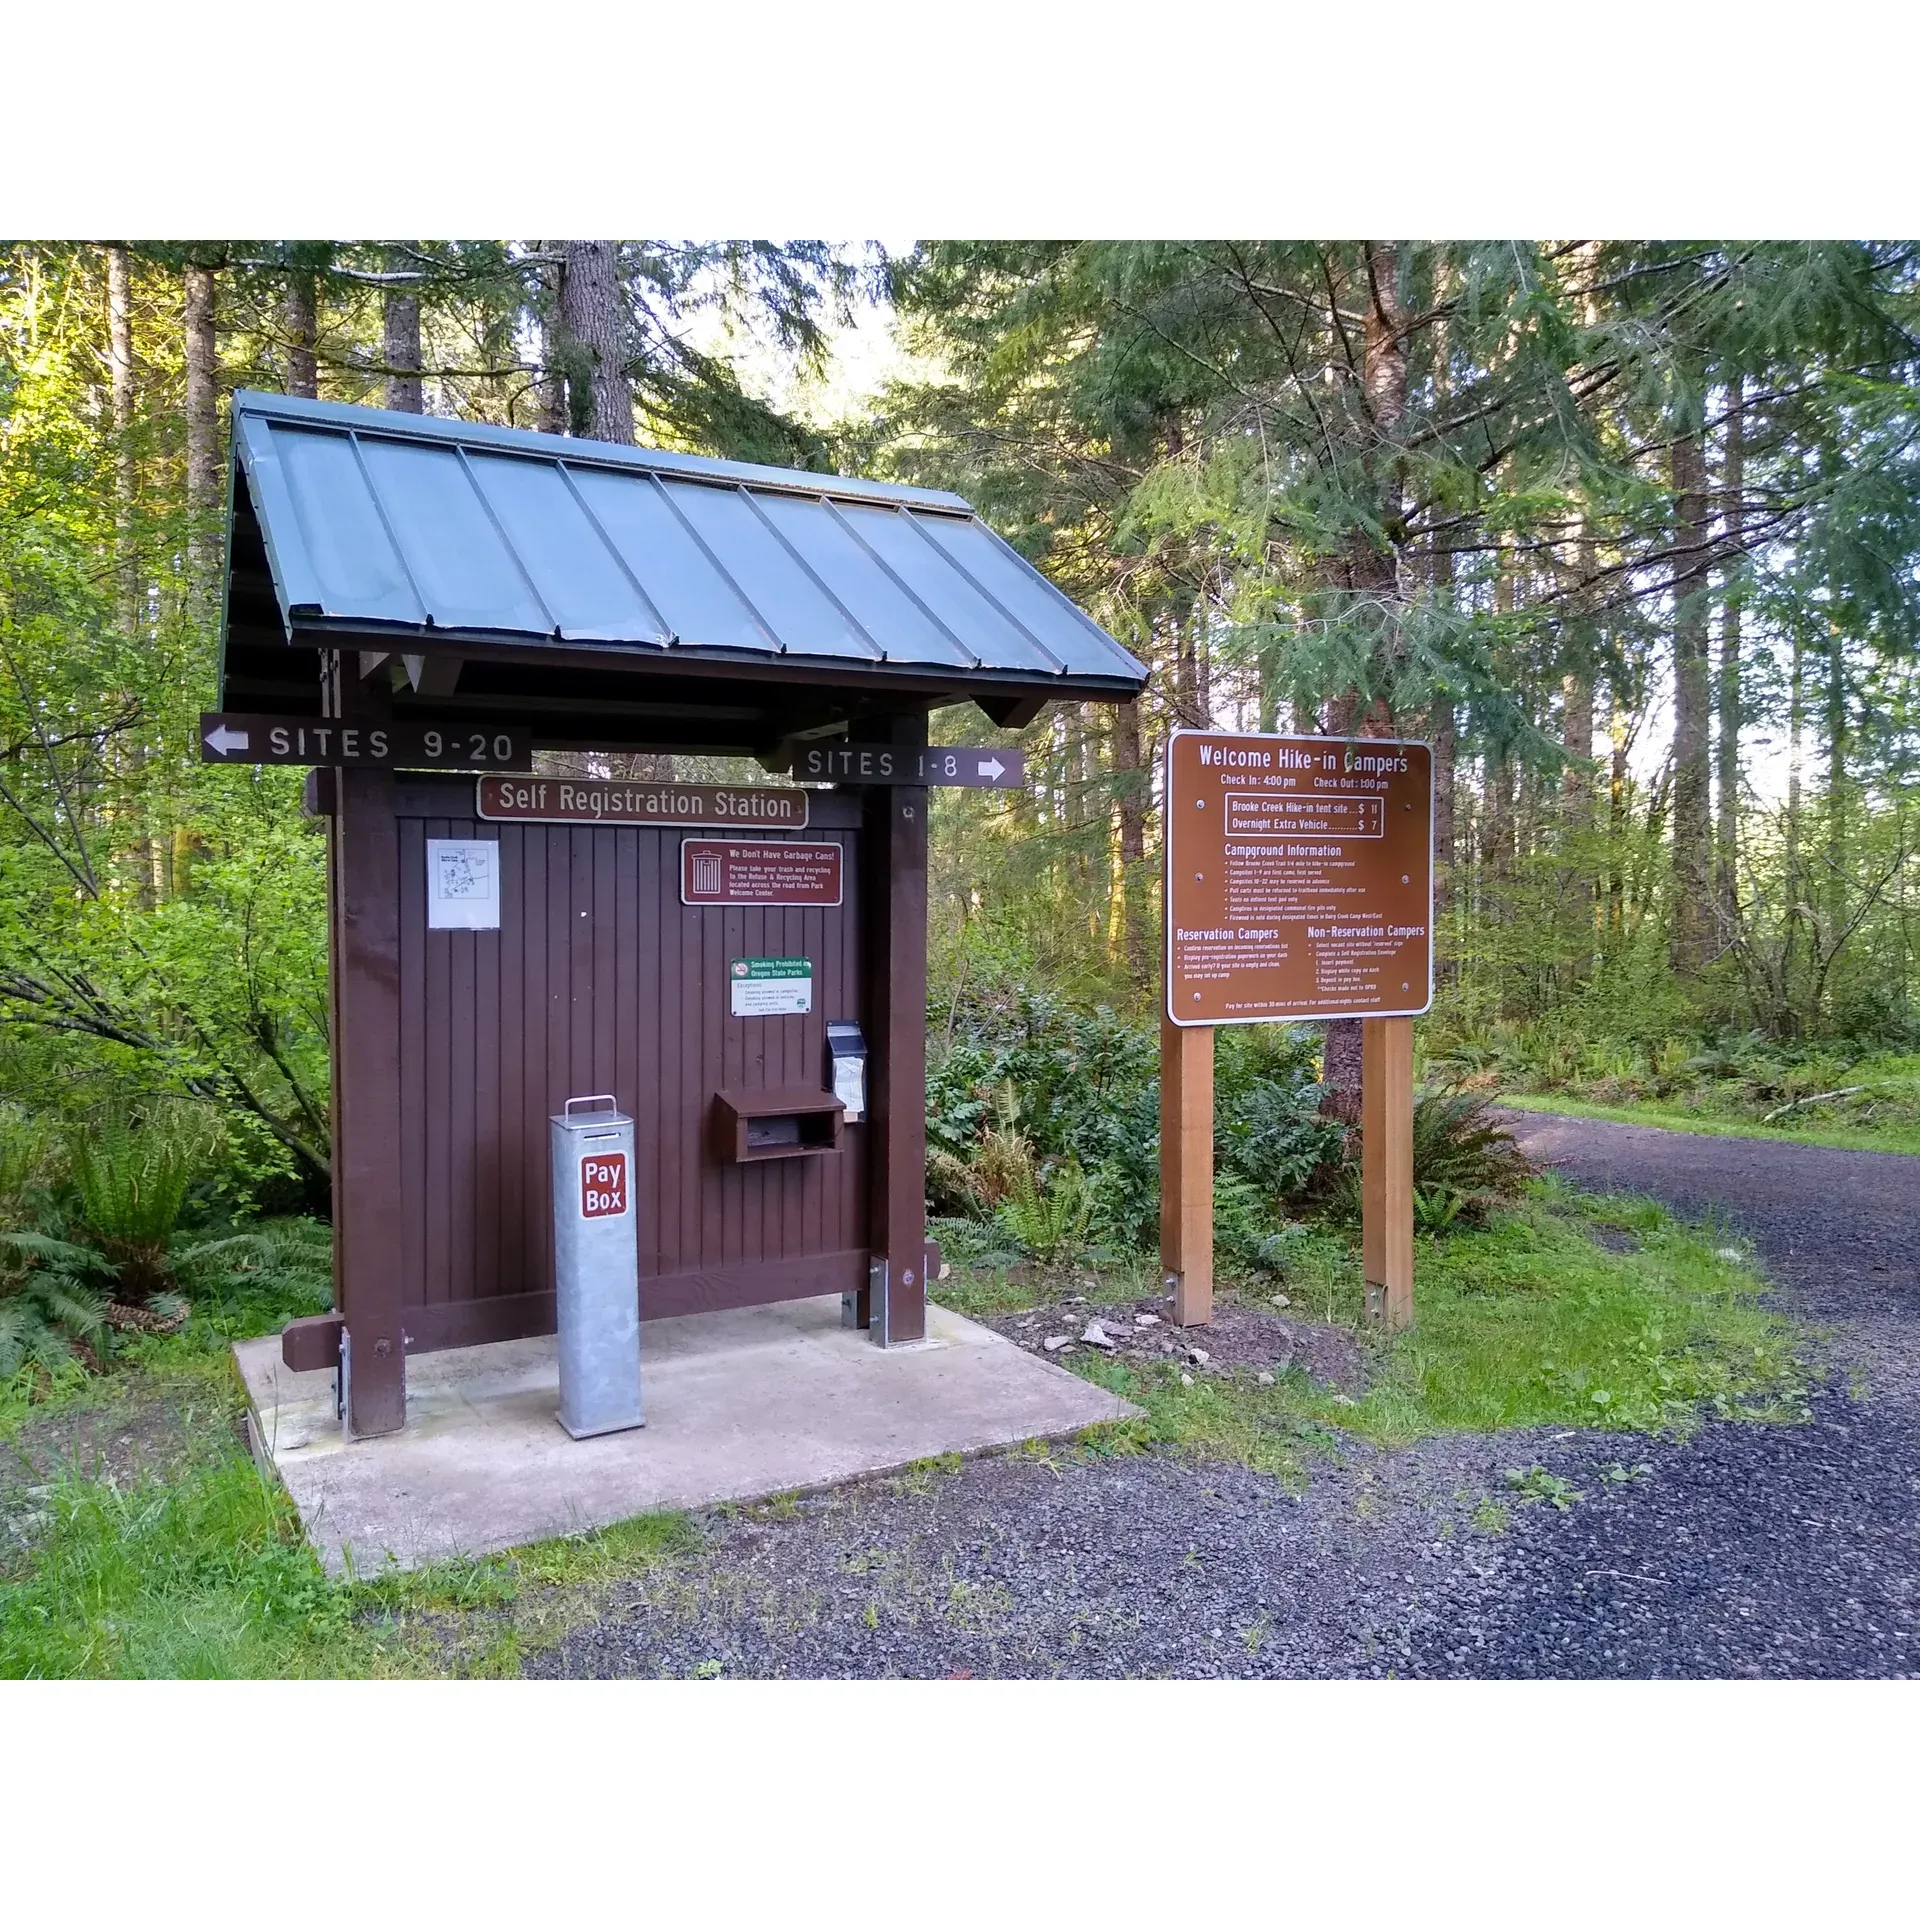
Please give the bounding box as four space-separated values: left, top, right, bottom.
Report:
1162 729 1433 1332
1160 1013 1214 1326
1362 1015 1415 1330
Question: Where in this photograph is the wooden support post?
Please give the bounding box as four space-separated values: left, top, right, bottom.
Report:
1160 1013 1214 1326
1362 1014 1415 1332
328 659 408 1435
860 712 930 1345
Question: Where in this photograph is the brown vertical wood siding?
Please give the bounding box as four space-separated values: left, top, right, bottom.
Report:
390 777 867 1354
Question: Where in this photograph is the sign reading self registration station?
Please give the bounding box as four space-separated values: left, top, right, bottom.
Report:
1165 730 1433 1026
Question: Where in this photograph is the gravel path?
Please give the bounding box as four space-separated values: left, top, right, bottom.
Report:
530 1115 1918 1679
1418 1112 1919 1677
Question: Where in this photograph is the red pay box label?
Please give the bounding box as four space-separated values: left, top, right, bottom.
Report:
580 1152 628 1219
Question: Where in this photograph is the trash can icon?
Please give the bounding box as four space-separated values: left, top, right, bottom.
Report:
550 1095 644 1438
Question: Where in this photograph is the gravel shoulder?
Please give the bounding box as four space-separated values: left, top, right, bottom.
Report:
528 1112 1919 1679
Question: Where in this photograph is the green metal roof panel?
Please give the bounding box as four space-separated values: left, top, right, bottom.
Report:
224 391 1147 690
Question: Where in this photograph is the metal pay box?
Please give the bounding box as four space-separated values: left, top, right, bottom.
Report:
549 1095 644 1439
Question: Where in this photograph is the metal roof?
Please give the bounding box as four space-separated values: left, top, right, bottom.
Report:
223 391 1145 697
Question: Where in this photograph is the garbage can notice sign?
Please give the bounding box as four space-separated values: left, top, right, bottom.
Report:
580 1152 628 1219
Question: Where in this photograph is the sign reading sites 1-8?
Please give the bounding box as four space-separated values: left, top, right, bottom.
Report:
1165 730 1434 1026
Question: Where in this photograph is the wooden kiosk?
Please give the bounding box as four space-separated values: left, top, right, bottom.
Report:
215 392 1145 1437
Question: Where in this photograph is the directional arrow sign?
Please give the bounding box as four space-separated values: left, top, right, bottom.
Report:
785 743 1026 788
198 713 532 770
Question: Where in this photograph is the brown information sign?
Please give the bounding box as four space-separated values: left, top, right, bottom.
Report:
680 839 844 907
200 713 530 770
477 777 808 828
1165 729 1433 1026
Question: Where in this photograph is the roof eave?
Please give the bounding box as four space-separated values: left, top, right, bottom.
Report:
285 619 1145 703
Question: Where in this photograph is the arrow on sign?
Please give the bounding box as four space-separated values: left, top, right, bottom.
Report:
204 722 251 757
979 756 1007 781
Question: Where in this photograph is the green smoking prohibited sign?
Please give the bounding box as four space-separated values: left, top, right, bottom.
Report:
729 957 813 1017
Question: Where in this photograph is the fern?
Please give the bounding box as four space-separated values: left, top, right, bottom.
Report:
995 1156 1093 1265
0 1267 106 1379
172 1217 333 1323
67 1107 223 1297
1332 1091 1534 1225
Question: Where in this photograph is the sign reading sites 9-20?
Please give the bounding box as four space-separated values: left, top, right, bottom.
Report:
1165 730 1433 1027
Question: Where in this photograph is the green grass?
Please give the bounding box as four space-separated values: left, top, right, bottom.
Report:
0 1361 693 1678
939 1177 1809 1486
1494 1090 1920 1158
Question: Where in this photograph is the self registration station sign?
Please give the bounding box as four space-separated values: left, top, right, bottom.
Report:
1165 730 1434 1026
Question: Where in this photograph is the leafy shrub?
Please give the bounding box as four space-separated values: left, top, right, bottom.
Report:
928 987 1352 1269
0 1104 56 1225
1083 1083 1161 1249
1218 1077 1345 1202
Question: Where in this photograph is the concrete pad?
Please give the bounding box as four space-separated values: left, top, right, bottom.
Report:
236 1296 1137 1574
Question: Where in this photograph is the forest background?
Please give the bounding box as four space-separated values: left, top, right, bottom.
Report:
1 239 1917 1354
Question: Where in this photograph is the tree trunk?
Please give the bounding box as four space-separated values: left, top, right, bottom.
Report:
383 247 423 413
1063 702 1095 930
1783 628 1805 1010
1429 531 1457 982
557 241 635 444
1363 241 1410 446
1431 703 1456 984
1561 668 1593 827
1826 617 1848 935
538 248 569 435
183 262 220 609
107 245 156 905
1112 693 1148 984
285 269 318 400
1257 638 1281 732
107 245 138 640
1787 629 1805 872
1607 687 1628 950
1669 427 1712 974
1715 378 1744 925
1322 252 1410 1119
1484 746 1514 892
1175 612 1198 725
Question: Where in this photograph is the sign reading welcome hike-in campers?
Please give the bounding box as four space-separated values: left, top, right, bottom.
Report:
200 713 531 770
478 777 809 827
1165 729 1434 1026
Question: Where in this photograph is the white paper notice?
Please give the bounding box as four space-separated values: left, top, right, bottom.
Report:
426 838 500 930
832 1053 866 1121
